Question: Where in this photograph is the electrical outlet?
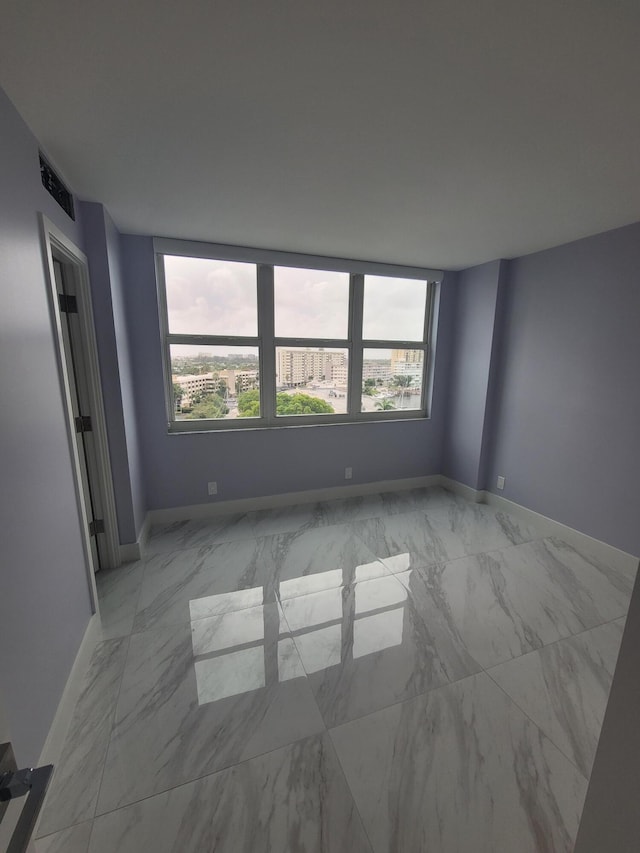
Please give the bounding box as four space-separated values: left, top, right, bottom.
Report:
344 467 353 480
208 481 218 495
496 475 505 490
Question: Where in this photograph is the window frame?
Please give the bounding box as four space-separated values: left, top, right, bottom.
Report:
155 238 442 432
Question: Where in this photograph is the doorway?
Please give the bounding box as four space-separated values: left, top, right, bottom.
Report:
40 216 120 602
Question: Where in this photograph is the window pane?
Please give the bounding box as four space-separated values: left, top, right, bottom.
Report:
275 346 348 416
164 256 257 336
171 344 260 420
361 348 424 413
362 275 427 341
274 267 349 339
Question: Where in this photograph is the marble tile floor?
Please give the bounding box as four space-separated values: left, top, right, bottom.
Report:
33 487 636 852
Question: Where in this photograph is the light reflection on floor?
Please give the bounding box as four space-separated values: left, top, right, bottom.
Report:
190 558 410 704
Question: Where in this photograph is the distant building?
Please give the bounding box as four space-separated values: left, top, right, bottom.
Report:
331 361 348 387
173 373 217 408
390 349 423 380
277 348 346 387
173 369 257 408
362 359 391 382
219 368 258 394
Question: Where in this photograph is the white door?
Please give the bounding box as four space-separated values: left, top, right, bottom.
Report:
52 256 108 571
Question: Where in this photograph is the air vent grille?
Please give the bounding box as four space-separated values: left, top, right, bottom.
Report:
39 153 75 220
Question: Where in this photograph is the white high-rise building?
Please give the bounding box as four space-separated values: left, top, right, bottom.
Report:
277 348 346 387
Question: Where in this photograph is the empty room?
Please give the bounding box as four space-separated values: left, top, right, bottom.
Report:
1 2 639 851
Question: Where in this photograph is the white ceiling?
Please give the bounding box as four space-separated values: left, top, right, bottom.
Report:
1 0 639 269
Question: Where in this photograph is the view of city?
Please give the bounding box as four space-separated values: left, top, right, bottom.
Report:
171 347 423 420
163 255 428 421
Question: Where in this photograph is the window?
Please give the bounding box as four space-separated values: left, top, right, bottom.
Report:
156 241 441 430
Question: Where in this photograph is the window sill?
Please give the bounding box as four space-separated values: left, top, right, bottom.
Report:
167 412 431 435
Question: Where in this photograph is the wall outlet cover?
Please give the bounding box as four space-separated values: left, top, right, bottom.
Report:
496 475 505 490
208 481 218 495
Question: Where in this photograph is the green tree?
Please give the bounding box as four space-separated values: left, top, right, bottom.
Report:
276 393 334 415
236 390 335 417
363 378 378 396
172 382 183 413
237 389 260 417
375 398 396 411
392 374 413 408
186 392 229 419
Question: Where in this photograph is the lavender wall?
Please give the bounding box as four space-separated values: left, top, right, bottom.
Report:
443 260 504 490
120 236 455 509
0 88 93 763
104 212 146 535
81 203 146 541
487 222 640 556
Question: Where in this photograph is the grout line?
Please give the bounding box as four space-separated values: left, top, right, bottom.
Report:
277 598 328 731
90 631 133 824
482 668 590 781
89 731 330 823
325 731 377 853
481 611 628 671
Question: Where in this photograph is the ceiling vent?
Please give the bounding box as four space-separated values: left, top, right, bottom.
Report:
39 152 75 220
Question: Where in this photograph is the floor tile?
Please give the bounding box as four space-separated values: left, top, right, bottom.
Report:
311 486 454 525
353 511 454 573
218 503 322 541
134 524 388 632
96 561 144 639
501 537 633 627
34 822 93 853
377 485 463 515
310 494 386 525
281 572 480 727
487 618 625 777
96 602 324 813
355 503 542 575
271 523 389 601
146 504 327 553
395 547 591 669
133 537 279 632
36 639 129 837
330 672 587 853
426 500 542 555
145 513 247 554
89 735 372 853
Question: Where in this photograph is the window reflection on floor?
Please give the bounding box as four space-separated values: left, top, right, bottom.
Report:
194 647 265 704
190 557 411 706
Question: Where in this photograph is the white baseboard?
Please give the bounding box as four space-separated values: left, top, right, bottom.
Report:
438 476 484 503
38 615 101 770
483 491 638 577
119 514 152 563
119 541 140 562
146 475 443 527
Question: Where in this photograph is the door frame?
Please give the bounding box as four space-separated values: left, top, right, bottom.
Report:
39 215 120 608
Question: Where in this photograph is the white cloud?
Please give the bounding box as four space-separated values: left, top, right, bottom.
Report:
163 257 427 343
274 267 349 339
164 255 257 336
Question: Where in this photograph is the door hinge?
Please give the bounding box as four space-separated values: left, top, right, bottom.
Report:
75 415 92 433
89 519 105 537
58 293 78 314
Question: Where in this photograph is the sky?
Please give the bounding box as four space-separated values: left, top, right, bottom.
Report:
164 256 427 349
